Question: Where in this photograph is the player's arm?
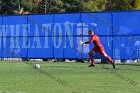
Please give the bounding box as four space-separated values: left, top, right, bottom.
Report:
83 37 94 44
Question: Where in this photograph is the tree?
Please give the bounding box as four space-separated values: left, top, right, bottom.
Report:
50 0 65 13
133 0 140 10
0 0 140 15
62 0 84 12
0 0 19 14
82 0 106 12
32 0 64 13
105 0 134 11
20 0 34 13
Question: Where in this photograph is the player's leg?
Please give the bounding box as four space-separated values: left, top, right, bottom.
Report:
100 49 115 68
88 49 95 67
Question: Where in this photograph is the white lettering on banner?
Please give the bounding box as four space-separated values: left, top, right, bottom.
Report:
22 24 29 48
77 23 83 53
32 24 42 48
0 25 7 48
64 21 73 48
15 25 20 49
82 23 89 53
53 23 62 48
10 25 20 53
10 25 15 48
3 25 8 48
42 24 51 48
0 22 94 49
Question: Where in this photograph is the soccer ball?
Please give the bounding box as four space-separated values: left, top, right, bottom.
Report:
35 64 40 69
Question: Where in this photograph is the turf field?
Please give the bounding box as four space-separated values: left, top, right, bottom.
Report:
0 61 140 93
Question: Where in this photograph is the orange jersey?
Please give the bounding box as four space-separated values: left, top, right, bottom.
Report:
85 34 104 49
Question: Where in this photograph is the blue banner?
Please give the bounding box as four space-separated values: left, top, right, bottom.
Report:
0 11 140 60
112 11 140 35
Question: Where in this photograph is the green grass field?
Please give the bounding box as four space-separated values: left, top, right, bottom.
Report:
0 61 140 93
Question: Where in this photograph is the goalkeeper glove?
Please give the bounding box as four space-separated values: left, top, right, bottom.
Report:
80 41 86 45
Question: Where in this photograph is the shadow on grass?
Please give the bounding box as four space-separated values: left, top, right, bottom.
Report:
102 67 110 69
117 63 140 66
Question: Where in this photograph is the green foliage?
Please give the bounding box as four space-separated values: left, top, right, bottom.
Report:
105 0 134 11
33 0 65 13
51 0 65 13
21 0 34 12
62 0 84 12
82 0 106 12
0 0 19 14
0 0 140 14
133 0 140 10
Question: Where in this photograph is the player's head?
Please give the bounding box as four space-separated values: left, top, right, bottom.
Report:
88 29 94 35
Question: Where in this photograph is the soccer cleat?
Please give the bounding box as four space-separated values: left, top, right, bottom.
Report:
112 61 115 69
88 64 95 67
112 64 115 69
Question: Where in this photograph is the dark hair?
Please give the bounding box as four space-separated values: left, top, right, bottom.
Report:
88 29 93 33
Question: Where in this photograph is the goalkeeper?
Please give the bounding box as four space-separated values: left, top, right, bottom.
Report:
80 29 115 68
